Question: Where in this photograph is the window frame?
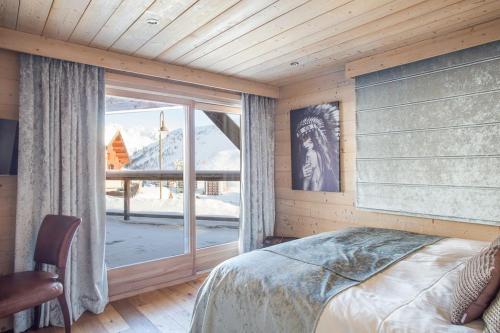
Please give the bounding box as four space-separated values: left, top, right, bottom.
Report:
105 71 241 301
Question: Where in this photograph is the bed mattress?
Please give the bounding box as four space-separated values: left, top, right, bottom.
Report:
316 238 488 332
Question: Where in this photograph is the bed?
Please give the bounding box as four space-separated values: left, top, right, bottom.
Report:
316 237 485 332
190 228 487 333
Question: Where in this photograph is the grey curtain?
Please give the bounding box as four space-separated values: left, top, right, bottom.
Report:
15 54 108 332
240 93 277 252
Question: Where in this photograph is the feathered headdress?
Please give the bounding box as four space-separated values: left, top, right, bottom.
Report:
295 103 339 141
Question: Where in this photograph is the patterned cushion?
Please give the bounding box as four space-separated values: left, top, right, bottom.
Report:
483 292 500 333
450 239 500 324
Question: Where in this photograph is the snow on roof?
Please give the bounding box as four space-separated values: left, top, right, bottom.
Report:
105 124 120 146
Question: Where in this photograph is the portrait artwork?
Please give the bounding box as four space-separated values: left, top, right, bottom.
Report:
290 102 340 192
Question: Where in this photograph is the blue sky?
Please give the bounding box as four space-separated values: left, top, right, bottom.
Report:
105 107 240 132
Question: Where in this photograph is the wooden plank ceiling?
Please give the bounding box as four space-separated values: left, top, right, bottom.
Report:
1 0 499 86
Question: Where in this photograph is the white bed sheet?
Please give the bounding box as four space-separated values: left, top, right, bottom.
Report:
316 238 489 333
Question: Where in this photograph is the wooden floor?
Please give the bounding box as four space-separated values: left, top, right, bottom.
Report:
30 278 205 333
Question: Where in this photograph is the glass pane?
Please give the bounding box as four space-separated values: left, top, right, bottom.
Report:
105 95 186 268
194 109 240 249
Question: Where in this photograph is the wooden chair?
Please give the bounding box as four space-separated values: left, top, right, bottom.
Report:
0 215 81 333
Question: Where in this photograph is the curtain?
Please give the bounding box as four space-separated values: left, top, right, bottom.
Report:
14 54 108 332
239 93 277 252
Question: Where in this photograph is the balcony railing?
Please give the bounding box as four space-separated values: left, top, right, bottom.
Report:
106 170 240 221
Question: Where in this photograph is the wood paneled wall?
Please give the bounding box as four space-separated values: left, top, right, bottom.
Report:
0 48 18 332
275 70 500 241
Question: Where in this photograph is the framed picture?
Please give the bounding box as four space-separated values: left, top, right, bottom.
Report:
290 102 340 192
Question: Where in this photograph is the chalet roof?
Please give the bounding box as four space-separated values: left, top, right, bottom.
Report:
106 130 130 166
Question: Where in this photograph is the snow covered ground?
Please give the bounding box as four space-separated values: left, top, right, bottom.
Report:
105 184 240 268
106 184 240 217
105 215 239 268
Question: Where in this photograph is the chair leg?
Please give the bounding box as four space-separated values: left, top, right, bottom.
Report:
57 294 71 333
33 305 41 330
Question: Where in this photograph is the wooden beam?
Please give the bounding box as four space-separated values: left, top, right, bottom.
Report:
106 71 241 106
203 111 240 149
0 27 279 98
345 18 500 78
195 102 241 114
106 87 194 107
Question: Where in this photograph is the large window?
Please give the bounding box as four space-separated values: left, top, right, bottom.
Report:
194 109 240 249
105 96 187 268
104 96 241 269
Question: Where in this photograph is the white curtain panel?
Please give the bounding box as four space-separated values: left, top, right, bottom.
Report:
14 54 108 332
240 93 277 252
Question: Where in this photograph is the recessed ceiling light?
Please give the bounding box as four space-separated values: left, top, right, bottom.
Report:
146 18 159 25
290 61 299 66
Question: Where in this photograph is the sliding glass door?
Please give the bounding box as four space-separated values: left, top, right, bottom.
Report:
194 109 240 249
103 87 240 298
105 95 190 268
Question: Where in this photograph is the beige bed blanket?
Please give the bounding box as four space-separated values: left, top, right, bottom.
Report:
316 238 488 332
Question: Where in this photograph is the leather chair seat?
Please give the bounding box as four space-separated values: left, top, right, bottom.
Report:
0 271 63 318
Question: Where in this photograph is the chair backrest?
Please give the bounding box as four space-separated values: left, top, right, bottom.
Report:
34 214 81 269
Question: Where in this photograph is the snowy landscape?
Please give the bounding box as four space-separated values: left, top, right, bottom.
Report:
106 184 240 217
105 123 241 217
124 125 240 171
105 105 241 268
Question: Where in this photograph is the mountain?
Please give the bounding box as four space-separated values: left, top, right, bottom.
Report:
106 123 157 155
126 125 240 171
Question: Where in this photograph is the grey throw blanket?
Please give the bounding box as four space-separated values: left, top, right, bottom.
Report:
190 227 442 333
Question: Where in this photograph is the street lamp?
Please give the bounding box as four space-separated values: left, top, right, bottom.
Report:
159 111 169 199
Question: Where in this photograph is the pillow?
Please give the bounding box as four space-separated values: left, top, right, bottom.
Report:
450 238 500 324
483 292 500 333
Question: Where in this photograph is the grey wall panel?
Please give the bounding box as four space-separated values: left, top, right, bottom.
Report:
358 183 500 224
357 157 500 188
357 41 500 87
358 124 500 159
356 41 500 226
357 57 500 110
357 91 500 135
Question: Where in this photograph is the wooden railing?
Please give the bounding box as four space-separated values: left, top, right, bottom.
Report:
106 170 240 221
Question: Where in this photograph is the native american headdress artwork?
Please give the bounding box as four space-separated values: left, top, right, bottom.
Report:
294 103 340 142
290 102 340 192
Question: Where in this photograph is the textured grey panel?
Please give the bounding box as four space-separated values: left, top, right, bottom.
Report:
357 91 500 134
357 183 500 224
357 57 500 110
358 123 500 159
356 41 500 225
356 41 500 87
357 158 500 188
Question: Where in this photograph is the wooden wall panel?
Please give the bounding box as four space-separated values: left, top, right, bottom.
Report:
275 70 500 241
0 48 18 332
346 18 500 78
0 28 279 98
2 0 500 85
